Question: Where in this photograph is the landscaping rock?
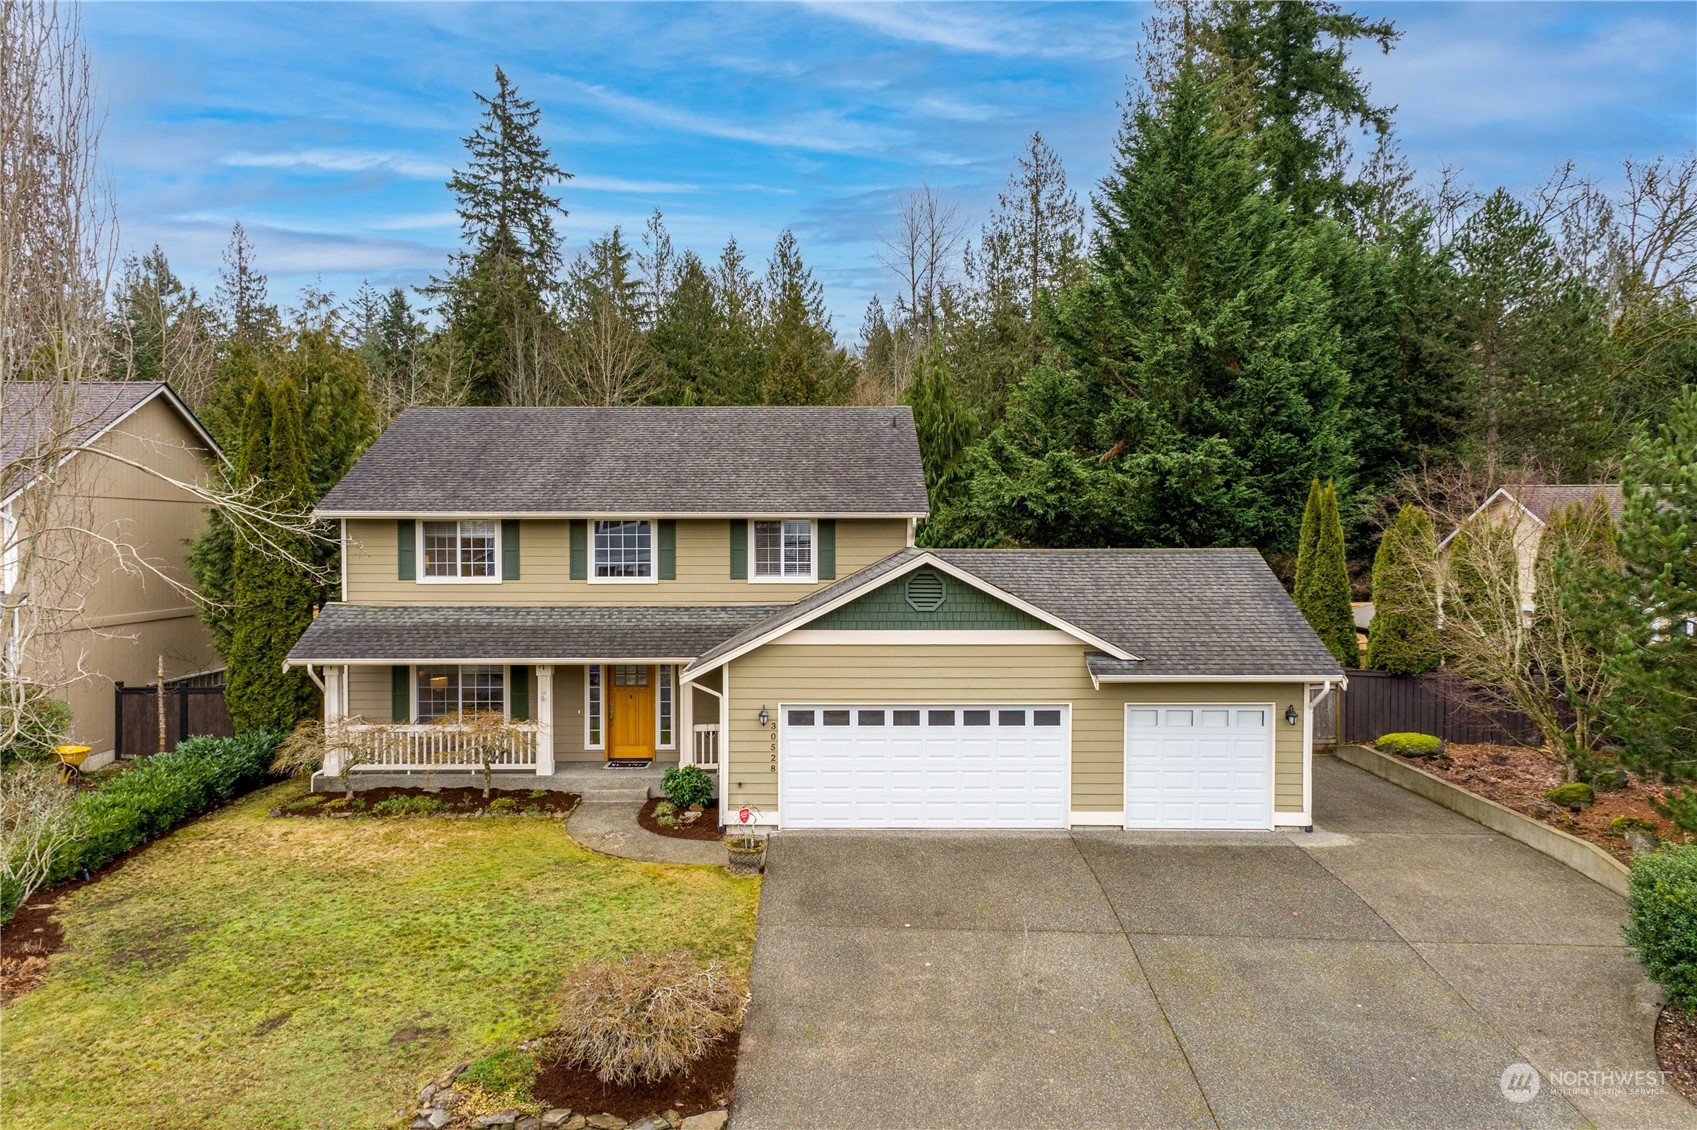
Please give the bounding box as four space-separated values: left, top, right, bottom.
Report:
437 1062 470 1088
517 1118 542 1130
662 1110 682 1128
626 1117 669 1130
424 1112 452 1130
435 1090 463 1110
680 1112 728 1130
586 1115 628 1130
1626 828 1661 855
419 1082 438 1104
540 1112 576 1128
476 1110 522 1128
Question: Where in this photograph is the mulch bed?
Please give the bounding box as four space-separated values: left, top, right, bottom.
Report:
531 1030 738 1120
1658 1005 1697 1104
1386 742 1687 863
273 787 581 818
636 796 723 841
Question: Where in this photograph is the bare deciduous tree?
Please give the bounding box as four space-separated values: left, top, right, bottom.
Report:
0 762 80 917
878 183 965 347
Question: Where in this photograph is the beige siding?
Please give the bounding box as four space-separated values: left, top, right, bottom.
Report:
343 517 910 606
721 643 1309 822
347 665 393 721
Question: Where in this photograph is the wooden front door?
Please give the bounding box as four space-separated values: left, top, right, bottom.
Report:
608 664 655 761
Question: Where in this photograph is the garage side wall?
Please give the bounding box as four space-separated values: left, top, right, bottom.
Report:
722 642 1309 823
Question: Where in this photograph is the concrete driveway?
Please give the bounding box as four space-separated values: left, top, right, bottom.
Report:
732 754 1693 1130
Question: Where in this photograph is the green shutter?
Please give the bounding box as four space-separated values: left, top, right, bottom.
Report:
658 520 676 580
729 519 747 580
509 665 530 721
501 520 521 580
818 519 836 580
391 665 410 722
397 520 416 580
570 520 587 580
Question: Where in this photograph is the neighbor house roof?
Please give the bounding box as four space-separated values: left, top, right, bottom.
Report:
1 381 221 501
286 603 785 664
684 547 1344 682
1437 483 1627 550
315 406 929 518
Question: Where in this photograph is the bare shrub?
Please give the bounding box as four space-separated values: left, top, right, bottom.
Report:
1 763 81 920
554 952 748 1086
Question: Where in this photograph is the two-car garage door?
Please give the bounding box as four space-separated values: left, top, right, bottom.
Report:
779 704 1071 829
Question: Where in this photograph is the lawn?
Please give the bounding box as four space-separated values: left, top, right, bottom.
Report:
0 780 760 1129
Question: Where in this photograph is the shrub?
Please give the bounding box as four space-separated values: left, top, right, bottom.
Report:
554 952 747 1086
47 728 283 884
1589 768 1631 793
284 795 324 812
0 688 73 768
370 794 444 817
1623 845 1697 1016
488 797 519 814
1 764 82 921
1652 787 1697 834
457 1048 536 1105
1544 782 1595 810
654 800 677 818
663 766 715 809
1375 733 1444 758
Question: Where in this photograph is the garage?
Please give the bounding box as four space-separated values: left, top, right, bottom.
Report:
778 704 1071 829
1123 704 1274 829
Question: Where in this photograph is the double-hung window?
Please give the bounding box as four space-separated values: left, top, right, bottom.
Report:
422 520 498 581
752 519 814 581
593 519 653 582
415 664 504 721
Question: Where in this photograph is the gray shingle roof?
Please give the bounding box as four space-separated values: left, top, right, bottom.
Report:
687 547 1343 680
316 406 929 517
1518 484 1625 523
3 381 169 496
287 603 784 663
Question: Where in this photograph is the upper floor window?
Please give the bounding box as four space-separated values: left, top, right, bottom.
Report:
753 519 814 581
422 520 498 581
593 519 653 582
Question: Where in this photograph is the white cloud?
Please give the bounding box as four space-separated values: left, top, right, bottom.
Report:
802 2 1140 61
221 148 449 179
570 174 702 194
563 80 905 156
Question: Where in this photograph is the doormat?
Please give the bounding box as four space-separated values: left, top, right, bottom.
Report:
604 760 654 769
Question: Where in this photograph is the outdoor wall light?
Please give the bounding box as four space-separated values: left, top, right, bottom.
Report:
1285 705 1299 726
758 705 770 727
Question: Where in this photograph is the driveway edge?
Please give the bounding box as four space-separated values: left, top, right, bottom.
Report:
1331 745 1630 897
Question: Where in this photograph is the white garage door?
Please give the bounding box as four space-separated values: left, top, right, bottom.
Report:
1124 705 1273 829
780 705 1070 829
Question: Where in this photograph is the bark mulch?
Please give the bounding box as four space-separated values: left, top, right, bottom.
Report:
1388 742 1687 863
1658 1005 1697 1105
637 796 724 841
272 786 581 818
531 1030 738 1120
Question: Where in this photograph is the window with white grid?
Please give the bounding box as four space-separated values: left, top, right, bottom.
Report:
593 520 653 580
753 519 813 580
658 665 674 747
414 664 505 722
586 665 603 747
422 520 498 579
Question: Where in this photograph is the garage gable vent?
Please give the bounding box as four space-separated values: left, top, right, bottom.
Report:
904 569 946 612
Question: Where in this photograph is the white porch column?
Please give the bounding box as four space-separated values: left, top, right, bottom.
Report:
535 665 555 775
681 673 695 766
322 665 344 777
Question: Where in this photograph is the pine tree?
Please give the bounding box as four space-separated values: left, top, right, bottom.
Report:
226 378 318 731
1295 480 1358 667
1366 504 1439 675
760 230 851 405
214 222 279 345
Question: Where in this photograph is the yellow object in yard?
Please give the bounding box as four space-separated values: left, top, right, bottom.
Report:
55 744 93 779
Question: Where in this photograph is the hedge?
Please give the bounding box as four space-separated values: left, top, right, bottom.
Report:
1623 844 1697 1016
46 729 285 885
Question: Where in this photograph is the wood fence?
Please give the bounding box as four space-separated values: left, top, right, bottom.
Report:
1337 670 1542 747
114 681 233 757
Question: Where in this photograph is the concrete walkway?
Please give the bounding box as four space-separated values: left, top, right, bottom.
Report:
567 801 726 866
733 754 1692 1130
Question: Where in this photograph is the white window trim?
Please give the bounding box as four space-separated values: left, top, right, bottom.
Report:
588 518 659 585
748 518 818 584
585 663 605 749
416 519 503 585
411 663 511 723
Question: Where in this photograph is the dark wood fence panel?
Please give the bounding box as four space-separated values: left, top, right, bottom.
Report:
1340 670 1541 747
114 683 234 757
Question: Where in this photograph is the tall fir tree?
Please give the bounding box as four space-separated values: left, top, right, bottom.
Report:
1366 504 1439 675
650 251 725 404
189 376 271 661
904 342 976 540
214 221 280 346
760 230 851 405
1295 480 1358 667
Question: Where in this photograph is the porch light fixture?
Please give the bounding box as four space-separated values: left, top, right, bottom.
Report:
758 705 770 727
1284 705 1299 726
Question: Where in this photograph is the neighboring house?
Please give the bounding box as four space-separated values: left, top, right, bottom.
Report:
288 406 1344 831
1437 484 1625 611
2 381 223 763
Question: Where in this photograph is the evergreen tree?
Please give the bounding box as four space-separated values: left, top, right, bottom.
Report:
189 376 272 660
1366 504 1439 674
430 66 569 405
1294 477 1322 596
226 378 318 731
650 251 725 404
904 342 976 538
558 227 654 405
1295 480 1358 666
214 222 280 345
760 230 851 405
935 68 1349 550
712 236 765 404
290 327 380 498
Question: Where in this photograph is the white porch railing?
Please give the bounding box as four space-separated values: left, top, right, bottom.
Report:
338 721 543 771
691 723 720 769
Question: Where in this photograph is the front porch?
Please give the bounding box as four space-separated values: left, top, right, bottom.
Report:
308 760 672 799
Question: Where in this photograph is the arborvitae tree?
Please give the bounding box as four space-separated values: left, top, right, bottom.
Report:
189 376 272 660
760 230 851 405
904 343 976 537
1295 480 1358 667
214 222 280 346
431 66 569 405
226 379 318 731
1294 477 1322 597
1366 504 1439 675
291 328 380 499
937 69 1348 550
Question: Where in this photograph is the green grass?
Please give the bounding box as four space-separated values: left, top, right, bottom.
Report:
1 781 759 1129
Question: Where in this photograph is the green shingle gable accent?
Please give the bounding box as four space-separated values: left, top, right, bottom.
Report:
812 567 1047 630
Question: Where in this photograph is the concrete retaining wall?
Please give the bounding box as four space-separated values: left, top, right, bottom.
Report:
1332 744 1631 898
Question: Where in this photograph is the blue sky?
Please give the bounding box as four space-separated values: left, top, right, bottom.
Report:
86 1 1697 338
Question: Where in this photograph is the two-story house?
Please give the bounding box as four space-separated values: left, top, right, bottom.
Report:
288 406 1343 831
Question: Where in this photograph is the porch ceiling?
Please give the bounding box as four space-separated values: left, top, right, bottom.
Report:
287 602 783 664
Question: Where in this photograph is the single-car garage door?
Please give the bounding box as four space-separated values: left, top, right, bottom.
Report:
780 704 1070 829
1124 705 1273 829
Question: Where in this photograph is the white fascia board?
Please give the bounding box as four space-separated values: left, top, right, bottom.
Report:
1435 488 1543 551
1092 673 1343 683
315 509 929 521
780 629 1078 646
286 656 697 668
